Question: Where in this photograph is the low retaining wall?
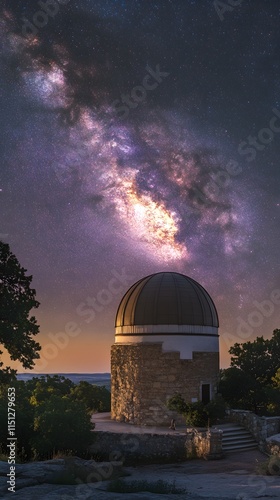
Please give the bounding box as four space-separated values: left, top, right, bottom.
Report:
229 409 280 452
90 429 223 464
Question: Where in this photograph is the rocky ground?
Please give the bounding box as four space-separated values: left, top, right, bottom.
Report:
1 450 280 499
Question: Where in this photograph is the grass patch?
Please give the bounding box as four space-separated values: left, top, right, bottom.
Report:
48 457 128 485
48 470 78 485
107 478 187 494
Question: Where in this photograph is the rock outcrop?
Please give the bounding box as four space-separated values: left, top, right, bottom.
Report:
0 457 124 499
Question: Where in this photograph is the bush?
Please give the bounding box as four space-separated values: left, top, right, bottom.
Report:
184 402 207 427
167 394 226 427
0 376 110 461
0 381 35 461
204 396 227 424
30 395 95 459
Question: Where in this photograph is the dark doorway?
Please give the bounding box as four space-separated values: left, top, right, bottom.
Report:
201 384 210 404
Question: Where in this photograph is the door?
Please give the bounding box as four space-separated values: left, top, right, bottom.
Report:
201 384 210 404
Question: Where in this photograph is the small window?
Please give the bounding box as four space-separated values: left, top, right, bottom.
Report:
201 384 210 404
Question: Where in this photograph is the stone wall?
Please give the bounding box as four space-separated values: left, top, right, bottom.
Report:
229 409 280 451
266 435 280 456
90 429 223 464
111 343 219 426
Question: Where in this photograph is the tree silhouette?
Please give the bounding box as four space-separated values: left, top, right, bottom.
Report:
229 329 280 385
0 241 41 378
219 330 280 414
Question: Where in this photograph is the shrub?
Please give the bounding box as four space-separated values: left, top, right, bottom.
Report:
167 394 226 427
204 396 227 425
0 381 35 460
0 376 110 461
184 402 207 427
31 395 95 459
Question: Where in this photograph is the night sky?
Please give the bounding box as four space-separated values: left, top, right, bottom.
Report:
0 0 279 373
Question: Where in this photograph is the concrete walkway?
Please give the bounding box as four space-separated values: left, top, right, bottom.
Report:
92 412 187 434
92 412 244 435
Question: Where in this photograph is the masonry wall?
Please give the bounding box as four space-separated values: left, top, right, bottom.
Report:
90 429 223 464
266 435 280 457
111 343 219 426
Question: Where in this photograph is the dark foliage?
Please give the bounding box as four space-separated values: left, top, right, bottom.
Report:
0 241 41 374
0 376 103 461
167 393 226 427
219 330 280 415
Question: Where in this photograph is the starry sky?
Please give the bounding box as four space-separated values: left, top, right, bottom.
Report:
0 0 279 373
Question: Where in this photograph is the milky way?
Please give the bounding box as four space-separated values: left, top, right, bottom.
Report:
0 0 279 370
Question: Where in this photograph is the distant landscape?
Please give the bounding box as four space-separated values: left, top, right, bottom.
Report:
17 373 111 390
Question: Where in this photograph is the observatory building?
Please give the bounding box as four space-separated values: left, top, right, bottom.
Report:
111 272 219 426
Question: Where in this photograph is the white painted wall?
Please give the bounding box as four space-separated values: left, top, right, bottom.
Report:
115 328 219 360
